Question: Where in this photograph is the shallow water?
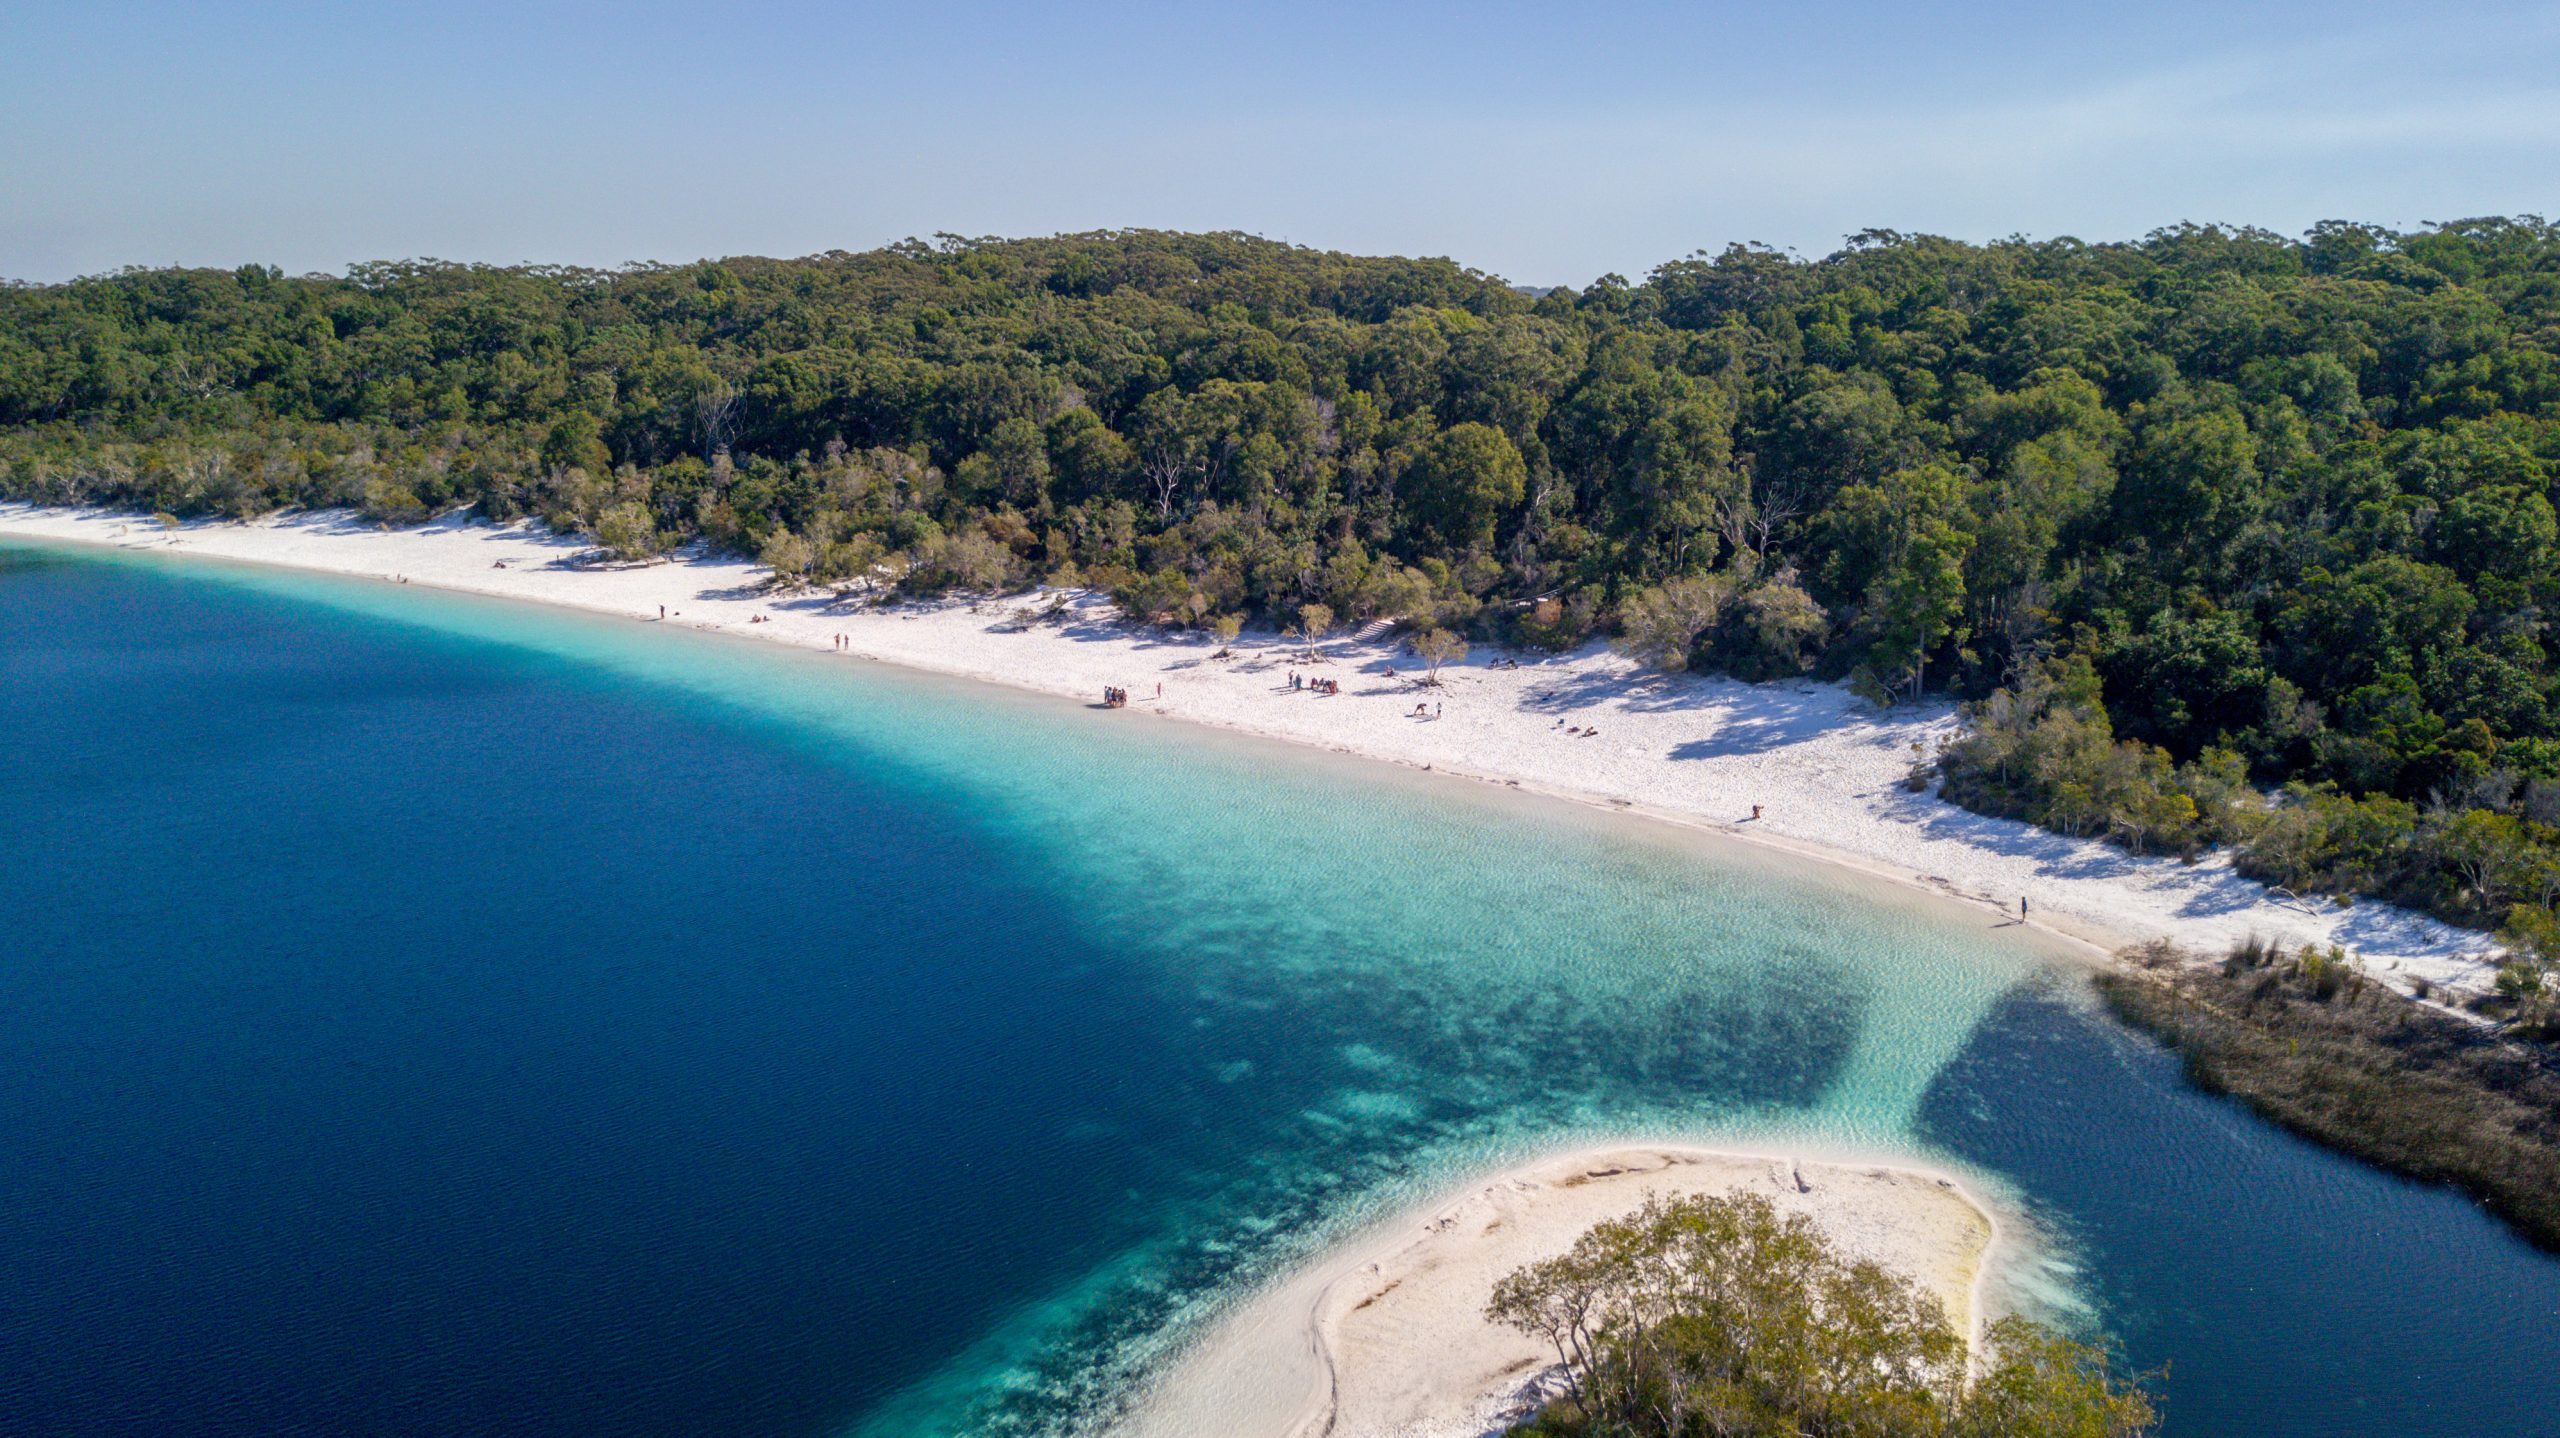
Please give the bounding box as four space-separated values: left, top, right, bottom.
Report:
3 540 2557 1437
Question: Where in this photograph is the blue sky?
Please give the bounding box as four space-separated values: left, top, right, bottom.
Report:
4 0 2555 283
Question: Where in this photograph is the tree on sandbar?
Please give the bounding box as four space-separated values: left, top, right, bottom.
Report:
1489 1191 2156 1437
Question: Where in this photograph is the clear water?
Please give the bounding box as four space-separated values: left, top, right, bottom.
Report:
3 540 2557 1438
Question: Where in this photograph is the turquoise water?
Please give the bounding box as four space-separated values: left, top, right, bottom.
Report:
5 539 2559 1436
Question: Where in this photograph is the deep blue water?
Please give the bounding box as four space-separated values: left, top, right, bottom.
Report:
2 540 2557 1437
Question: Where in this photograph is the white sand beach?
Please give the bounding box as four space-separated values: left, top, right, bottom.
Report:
5 502 2505 1433
1 503 2500 998
1127 1144 1999 1438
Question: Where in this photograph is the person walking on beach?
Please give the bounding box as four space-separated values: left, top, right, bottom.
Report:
659 604 666 620
2020 896 2029 921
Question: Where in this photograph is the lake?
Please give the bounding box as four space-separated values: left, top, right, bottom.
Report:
4 539 2557 1437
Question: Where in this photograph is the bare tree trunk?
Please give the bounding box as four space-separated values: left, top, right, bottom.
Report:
1145 458 1184 520
694 383 741 457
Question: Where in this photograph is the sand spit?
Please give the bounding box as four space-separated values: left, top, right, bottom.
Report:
1126 1145 1998 1438
0 504 2501 996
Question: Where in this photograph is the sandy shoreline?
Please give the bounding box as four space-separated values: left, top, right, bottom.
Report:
0 502 2500 998
4 502 2488 1434
1126 1143 2001 1438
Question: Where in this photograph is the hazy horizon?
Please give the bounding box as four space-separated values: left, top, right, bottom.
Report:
6 0 2557 286
10 213 2554 293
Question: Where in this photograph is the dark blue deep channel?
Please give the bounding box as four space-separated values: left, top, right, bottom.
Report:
3 541 2557 1437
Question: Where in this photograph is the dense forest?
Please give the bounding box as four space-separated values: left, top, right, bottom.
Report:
7 223 2560 998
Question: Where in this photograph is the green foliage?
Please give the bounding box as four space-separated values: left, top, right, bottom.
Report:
902 526 1022 596
1489 1191 2156 1438
1612 575 1730 671
1934 656 2235 857
13 222 2560 942
1940 652 2560 955
1723 580 1829 679
1296 601 1335 651
758 527 816 588
1399 421 1527 553
592 500 662 562
1959 1317 2164 1438
1410 626 1467 681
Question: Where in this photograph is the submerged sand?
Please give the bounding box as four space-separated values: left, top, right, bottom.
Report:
0 504 2497 998
1128 1145 1998 1438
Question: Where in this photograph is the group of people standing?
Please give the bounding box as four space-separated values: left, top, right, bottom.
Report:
1289 671 1338 695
